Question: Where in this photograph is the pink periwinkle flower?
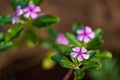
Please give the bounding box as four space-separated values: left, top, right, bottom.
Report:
56 33 69 46
12 6 23 24
77 26 95 43
71 47 89 61
23 4 41 19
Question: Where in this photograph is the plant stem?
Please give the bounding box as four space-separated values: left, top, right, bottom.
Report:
74 77 82 80
63 69 73 80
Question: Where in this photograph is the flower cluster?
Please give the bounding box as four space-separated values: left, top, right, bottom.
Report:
56 27 95 61
12 4 41 24
12 6 23 24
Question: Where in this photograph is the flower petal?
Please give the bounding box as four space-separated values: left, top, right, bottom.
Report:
77 30 84 34
72 47 80 52
18 9 23 15
31 12 38 19
17 6 23 15
23 7 29 12
81 47 87 53
56 34 69 45
82 54 89 59
34 6 41 12
24 12 30 18
12 18 16 24
77 35 84 41
84 36 90 43
71 52 78 57
29 4 35 9
12 17 19 24
77 55 83 61
88 32 95 38
85 26 92 33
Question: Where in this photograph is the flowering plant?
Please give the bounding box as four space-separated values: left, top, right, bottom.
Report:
0 0 112 80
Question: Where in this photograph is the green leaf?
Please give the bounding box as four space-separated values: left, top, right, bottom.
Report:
71 57 79 64
83 62 102 71
0 42 13 51
30 0 44 5
59 60 76 68
87 50 96 59
96 50 112 59
74 69 85 79
51 55 75 68
0 33 5 42
51 55 68 62
11 0 29 10
32 15 60 28
0 15 12 26
87 29 104 48
65 33 82 46
5 26 23 42
25 30 38 47
72 23 84 36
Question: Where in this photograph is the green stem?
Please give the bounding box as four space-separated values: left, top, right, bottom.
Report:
74 77 77 80
74 77 82 80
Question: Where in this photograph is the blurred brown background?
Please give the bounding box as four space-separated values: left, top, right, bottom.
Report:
0 0 120 80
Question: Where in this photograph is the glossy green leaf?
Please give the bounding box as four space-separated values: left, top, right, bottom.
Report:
30 0 43 5
59 60 76 68
65 33 82 46
0 42 13 51
51 55 68 62
96 50 112 59
11 0 29 10
0 33 5 42
87 29 104 48
87 50 96 59
72 23 84 36
0 15 12 26
71 57 79 64
5 26 23 42
51 55 75 68
83 62 102 71
32 15 60 28
74 69 85 79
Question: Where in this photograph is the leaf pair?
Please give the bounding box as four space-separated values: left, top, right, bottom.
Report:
51 55 76 68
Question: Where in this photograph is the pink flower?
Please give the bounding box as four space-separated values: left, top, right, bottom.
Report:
77 26 95 43
56 33 69 45
23 4 41 19
12 6 23 24
71 47 89 61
